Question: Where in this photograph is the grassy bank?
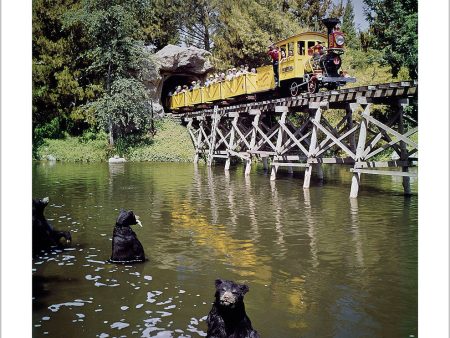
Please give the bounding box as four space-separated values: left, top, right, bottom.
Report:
35 119 195 162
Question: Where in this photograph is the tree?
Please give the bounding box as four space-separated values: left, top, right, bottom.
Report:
290 0 335 30
212 0 300 68
64 0 152 145
32 0 94 136
342 0 358 49
179 0 220 51
143 0 181 51
364 0 418 78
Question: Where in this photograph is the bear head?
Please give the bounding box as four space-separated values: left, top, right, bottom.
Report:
32 197 49 219
115 209 139 227
214 279 249 308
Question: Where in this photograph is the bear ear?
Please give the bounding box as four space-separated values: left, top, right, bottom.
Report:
239 284 249 294
215 279 224 288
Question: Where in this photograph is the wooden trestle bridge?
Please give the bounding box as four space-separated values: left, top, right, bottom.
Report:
172 81 418 198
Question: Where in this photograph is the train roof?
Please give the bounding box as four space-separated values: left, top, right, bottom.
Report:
274 31 327 46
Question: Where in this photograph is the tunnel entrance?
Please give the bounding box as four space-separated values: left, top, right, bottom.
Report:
160 73 202 111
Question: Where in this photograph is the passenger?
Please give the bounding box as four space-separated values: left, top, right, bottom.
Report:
175 85 182 93
250 68 256 74
193 81 201 89
205 74 214 87
240 65 247 75
225 69 233 81
168 91 173 96
182 85 188 92
244 64 249 73
232 68 238 78
280 49 286 61
313 41 324 59
219 73 226 81
288 49 294 57
213 74 220 83
267 43 280 87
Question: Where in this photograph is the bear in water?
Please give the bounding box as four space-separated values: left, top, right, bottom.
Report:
32 197 71 256
206 279 260 338
110 209 145 263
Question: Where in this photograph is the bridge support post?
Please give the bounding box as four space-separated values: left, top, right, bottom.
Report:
288 164 294 175
350 101 371 198
207 106 220 166
304 103 323 189
225 115 238 171
262 156 269 171
270 110 287 181
316 162 324 180
397 99 411 195
246 110 261 176
346 103 357 154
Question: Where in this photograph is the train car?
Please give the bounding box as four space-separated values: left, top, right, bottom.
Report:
169 18 355 111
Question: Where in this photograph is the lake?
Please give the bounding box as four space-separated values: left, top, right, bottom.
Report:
32 161 417 337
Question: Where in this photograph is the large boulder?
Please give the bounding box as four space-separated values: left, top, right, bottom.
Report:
155 44 213 74
143 45 214 116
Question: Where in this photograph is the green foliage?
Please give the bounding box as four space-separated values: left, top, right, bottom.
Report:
127 119 195 162
213 1 301 68
63 0 152 144
82 77 151 137
32 0 91 131
33 119 194 162
289 0 339 30
364 0 418 78
35 136 110 162
341 48 409 86
342 0 358 49
143 0 181 50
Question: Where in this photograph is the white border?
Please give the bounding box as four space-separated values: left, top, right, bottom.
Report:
419 0 449 336
1 0 449 337
1 0 33 336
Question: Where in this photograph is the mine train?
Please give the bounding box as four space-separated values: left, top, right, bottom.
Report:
169 18 356 111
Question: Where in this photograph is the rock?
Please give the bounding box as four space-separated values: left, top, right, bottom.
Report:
155 45 213 74
109 156 126 163
142 44 214 117
46 155 56 162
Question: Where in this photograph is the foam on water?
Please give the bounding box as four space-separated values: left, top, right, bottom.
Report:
110 322 130 330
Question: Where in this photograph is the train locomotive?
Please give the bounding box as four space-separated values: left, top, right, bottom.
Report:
169 18 355 111
299 18 356 95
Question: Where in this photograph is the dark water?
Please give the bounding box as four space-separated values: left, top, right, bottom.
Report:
32 162 417 338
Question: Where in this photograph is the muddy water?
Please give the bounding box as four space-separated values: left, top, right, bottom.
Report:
32 162 417 337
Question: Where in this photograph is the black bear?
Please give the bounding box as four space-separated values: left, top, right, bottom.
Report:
32 197 71 256
206 279 260 338
110 209 145 263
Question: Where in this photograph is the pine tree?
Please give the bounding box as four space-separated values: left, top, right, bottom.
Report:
143 0 181 51
364 0 418 78
290 0 334 30
342 0 358 49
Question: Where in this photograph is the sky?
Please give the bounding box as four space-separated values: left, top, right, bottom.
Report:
336 0 369 31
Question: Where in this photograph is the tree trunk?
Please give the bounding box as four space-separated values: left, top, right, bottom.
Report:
106 61 114 146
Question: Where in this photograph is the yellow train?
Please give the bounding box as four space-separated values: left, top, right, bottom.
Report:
169 18 355 112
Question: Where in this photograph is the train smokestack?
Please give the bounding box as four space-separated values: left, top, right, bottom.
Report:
322 18 341 48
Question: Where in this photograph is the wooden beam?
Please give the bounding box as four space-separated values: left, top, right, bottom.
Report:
350 168 417 177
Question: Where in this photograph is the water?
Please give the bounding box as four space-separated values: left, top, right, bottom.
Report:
32 162 418 337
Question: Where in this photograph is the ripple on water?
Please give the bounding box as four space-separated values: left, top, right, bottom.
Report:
110 322 130 330
48 299 91 312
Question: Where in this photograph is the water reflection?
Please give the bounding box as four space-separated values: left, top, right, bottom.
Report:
350 198 365 268
303 189 319 269
32 162 417 337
